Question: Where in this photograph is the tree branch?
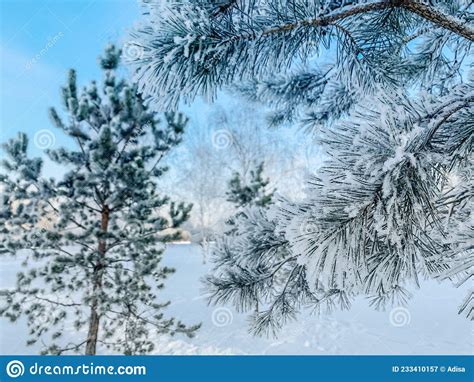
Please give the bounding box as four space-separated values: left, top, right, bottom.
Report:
401 1 474 41
422 94 474 146
33 295 82 307
256 0 473 42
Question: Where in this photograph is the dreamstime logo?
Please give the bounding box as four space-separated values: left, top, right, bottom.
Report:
112 121 151 160
130 122 151 144
389 306 411 327
36 308 63 327
122 41 144 61
211 307 233 327
123 221 144 237
4 361 146 377
211 129 233 150
6 360 25 378
25 32 64 70
34 129 56 150
23 228 47 249
298 221 319 237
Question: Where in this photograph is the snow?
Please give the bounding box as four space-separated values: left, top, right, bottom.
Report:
0 244 472 355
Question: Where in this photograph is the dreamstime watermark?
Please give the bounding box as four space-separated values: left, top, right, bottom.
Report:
123 220 145 237
122 41 144 61
211 307 233 327
25 32 64 70
112 121 151 160
389 306 411 327
36 307 64 327
298 221 319 237
6 360 24 378
34 129 56 150
211 129 233 150
5 360 146 378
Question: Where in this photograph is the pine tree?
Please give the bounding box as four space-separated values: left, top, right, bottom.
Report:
223 162 274 312
225 161 274 244
127 1 474 334
0 45 200 354
226 161 274 209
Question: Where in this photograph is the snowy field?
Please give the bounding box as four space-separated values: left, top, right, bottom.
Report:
0 244 472 355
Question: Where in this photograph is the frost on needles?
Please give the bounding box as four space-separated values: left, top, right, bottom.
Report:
0 45 200 354
128 0 473 335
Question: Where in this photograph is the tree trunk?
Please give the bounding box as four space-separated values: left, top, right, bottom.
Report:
85 205 109 355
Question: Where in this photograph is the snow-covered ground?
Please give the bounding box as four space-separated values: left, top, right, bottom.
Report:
0 244 472 355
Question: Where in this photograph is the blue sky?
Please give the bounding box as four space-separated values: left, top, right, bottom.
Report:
0 0 140 162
